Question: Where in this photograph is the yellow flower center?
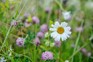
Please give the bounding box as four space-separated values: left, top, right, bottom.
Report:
57 27 64 34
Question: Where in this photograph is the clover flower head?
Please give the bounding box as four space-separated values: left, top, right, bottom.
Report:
16 37 24 47
42 51 53 60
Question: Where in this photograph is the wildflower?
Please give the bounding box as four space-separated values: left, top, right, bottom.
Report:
76 26 83 32
81 48 87 54
16 37 24 47
11 20 17 26
41 51 53 60
65 60 69 62
45 7 51 13
87 52 91 57
54 41 61 47
37 31 44 39
0 57 6 62
62 11 71 20
24 21 31 27
32 16 40 24
24 12 30 18
80 48 91 57
40 24 48 33
50 21 71 41
33 37 40 46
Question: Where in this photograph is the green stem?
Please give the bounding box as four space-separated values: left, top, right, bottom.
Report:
0 26 12 51
15 0 28 20
69 41 89 59
71 20 84 62
55 0 65 11
0 0 29 51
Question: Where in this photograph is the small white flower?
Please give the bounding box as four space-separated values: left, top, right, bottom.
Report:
62 11 71 20
0 57 6 62
50 21 71 41
65 60 69 62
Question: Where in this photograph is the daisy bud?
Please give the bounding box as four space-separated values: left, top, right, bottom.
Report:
54 41 61 47
33 37 40 46
40 24 48 33
32 16 40 24
16 37 24 47
62 11 71 20
41 51 53 60
37 31 44 39
11 20 17 26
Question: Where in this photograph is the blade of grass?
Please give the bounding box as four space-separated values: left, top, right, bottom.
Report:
0 0 29 51
71 20 84 62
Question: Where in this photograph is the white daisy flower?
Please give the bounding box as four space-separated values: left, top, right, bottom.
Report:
50 21 71 41
62 11 71 20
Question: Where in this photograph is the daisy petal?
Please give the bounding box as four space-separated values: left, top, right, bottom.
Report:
65 27 71 30
55 35 60 41
65 31 71 34
50 28 56 31
61 33 67 41
53 21 60 28
61 22 68 27
51 32 58 38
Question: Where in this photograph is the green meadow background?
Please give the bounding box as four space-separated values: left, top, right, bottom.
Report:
0 0 93 62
